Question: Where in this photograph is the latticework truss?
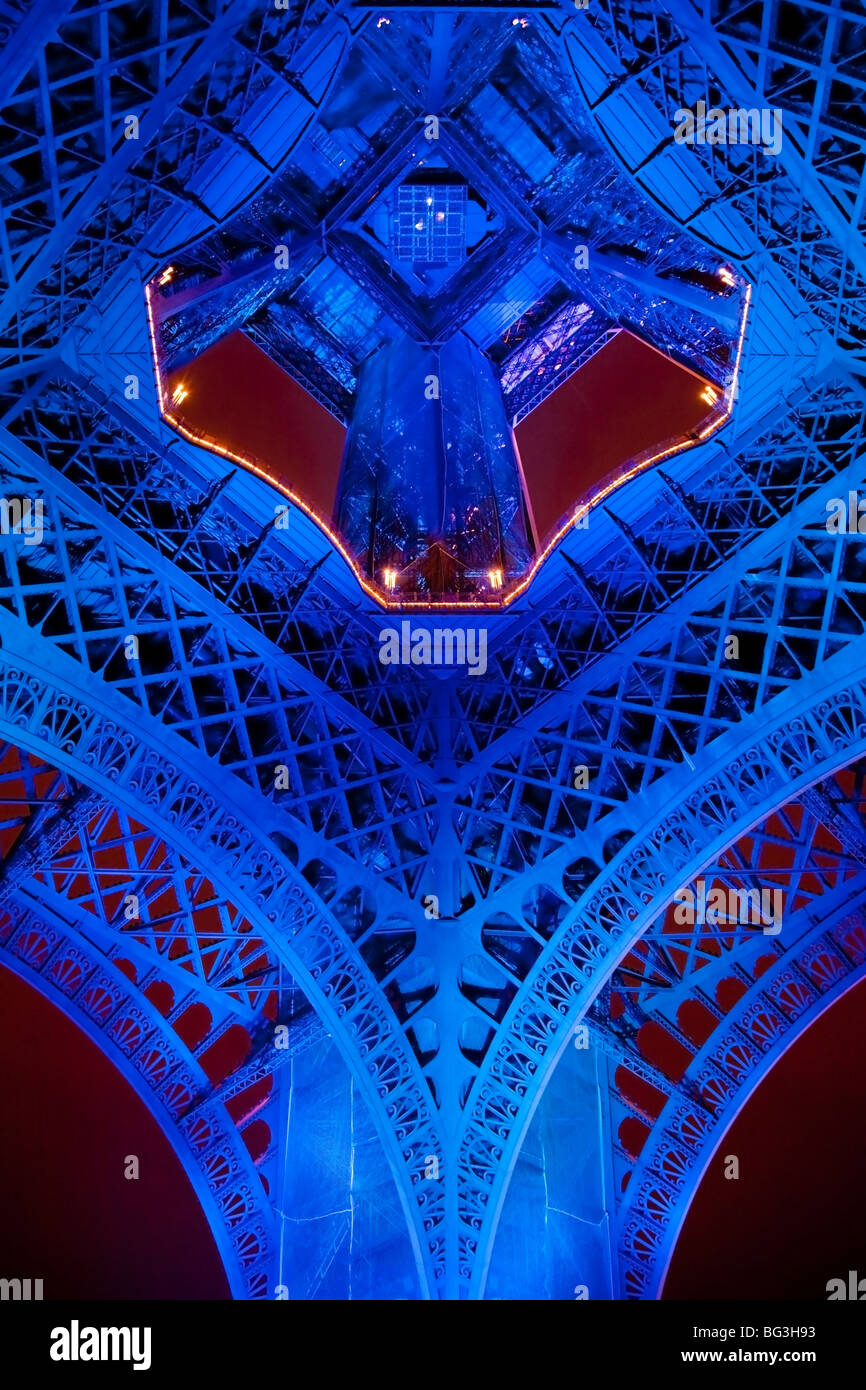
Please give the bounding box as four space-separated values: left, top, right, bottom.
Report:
0 0 864 1299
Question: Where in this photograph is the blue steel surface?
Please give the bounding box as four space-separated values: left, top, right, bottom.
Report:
141 2 746 597
0 0 863 1299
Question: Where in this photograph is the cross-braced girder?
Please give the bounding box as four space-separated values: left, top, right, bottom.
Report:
593 760 866 1297
0 0 864 1298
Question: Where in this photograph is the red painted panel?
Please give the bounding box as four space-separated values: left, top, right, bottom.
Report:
515 331 714 546
166 331 346 524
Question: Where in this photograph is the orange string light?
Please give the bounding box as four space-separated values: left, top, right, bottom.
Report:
146 278 752 614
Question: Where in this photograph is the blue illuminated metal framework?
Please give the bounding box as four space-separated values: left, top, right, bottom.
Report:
0 0 864 1299
394 184 468 266
142 3 746 596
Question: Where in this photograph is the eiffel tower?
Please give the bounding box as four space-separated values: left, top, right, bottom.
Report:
0 0 864 1300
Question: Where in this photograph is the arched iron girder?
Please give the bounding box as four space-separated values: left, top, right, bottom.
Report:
0 891 274 1298
0 649 443 1297
466 660 866 1298
613 886 866 1298
2 367 865 849
584 757 866 1293
3 377 866 1290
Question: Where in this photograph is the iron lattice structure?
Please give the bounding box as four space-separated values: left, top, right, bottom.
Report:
0 0 864 1299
